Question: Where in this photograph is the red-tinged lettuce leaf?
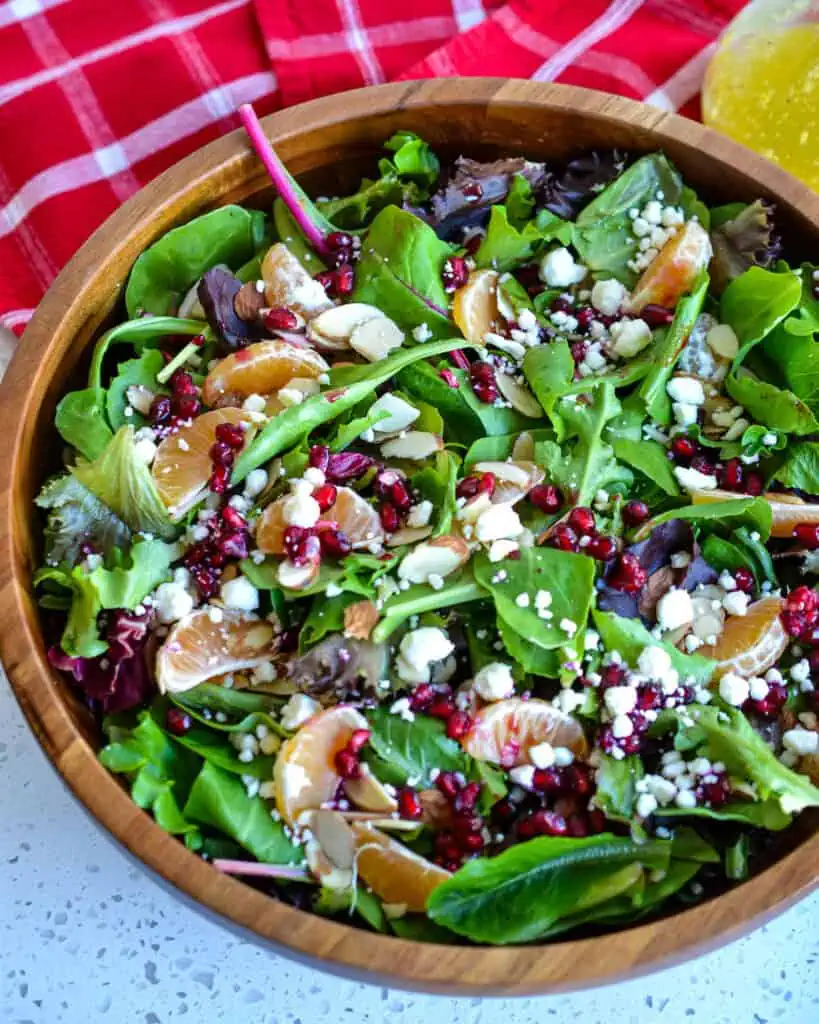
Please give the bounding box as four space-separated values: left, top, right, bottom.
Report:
710 200 783 294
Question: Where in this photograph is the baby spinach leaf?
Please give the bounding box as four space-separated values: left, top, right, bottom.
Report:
720 265 802 364
299 590 361 651
572 154 690 284
55 388 114 461
638 496 772 542
233 338 462 481
592 609 715 686
88 316 207 392
427 833 670 943
725 370 819 435
473 207 570 273
351 206 453 335
496 616 562 677
594 754 643 821
638 272 709 425
183 761 300 864
701 534 765 587
610 437 680 496
773 441 819 495
473 547 596 654
125 205 270 316
364 708 466 788
106 349 166 431
172 725 275 780
36 473 131 567
72 426 178 539
273 198 327 271
100 710 201 839
681 705 819 816
660 798 792 831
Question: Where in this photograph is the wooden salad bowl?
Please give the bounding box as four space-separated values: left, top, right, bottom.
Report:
1 79 818 994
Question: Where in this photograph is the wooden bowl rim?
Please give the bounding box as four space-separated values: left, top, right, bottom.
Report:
1 79 817 994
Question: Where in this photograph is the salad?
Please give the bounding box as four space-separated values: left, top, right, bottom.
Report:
35 104 819 946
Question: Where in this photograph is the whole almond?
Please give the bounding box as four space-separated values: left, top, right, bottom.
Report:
343 599 380 640
397 535 470 584
234 281 266 322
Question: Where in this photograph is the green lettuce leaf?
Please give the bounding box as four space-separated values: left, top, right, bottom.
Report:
55 388 114 460
36 473 130 567
474 206 570 273
106 349 167 431
773 441 819 495
726 370 819 435
720 265 802 364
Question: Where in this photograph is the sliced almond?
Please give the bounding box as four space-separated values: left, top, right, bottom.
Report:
277 376 321 407
491 460 545 505
386 525 434 548
456 491 493 525
380 431 443 461
349 316 405 362
370 394 420 434
336 812 420 832
277 558 320 591
343 599 380 641
496 372 544 418
344 765 399 814
261 243 333 319
397 535 470 585
304 810 356 890
512 432 535 461
125 384 155 416
474 460 533 488
307 302 383 345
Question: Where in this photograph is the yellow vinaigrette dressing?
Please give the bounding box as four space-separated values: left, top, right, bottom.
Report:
703 12 819 193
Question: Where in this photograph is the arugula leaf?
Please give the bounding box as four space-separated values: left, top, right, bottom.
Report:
473 547 596 654
35 538 173 657
364 708 466 788
773 442 819 495
572 154 694 284
183 761 301 863
106 349 166 431
125 205 270 316
100 710 201 839
232 338 462 482
720 265 802 364
536 384 631 505
638 272 709 425
592 609 715 686
637 496 772 542
474 207 570 273
594 755 643 821
464 429 554 467
55 388 114 460
427 833 670 943
725 370 819 435
351 206 453 336
36 473 130 566
72 426 178 538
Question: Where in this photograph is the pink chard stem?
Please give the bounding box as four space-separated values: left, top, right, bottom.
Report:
238 103 330 257
212 858 312 882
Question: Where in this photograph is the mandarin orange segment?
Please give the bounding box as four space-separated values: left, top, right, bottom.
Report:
202 340 328 406
627 221 712 314
697 596 787 679
256 485 383 556
273 705 369 827
690 489 819 539
151 407 251 518
261 243 334 319
156 608 277 694
462 698 588 767
452 269 500 344
349 822 451 912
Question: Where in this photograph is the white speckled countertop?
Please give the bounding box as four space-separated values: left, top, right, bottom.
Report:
1 675 817 1024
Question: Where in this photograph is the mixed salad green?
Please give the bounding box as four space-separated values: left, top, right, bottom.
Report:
36 107 819 946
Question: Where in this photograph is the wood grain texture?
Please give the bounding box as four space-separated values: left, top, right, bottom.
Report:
0 80 817 994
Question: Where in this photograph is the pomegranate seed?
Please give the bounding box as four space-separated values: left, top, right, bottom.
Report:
334 264 355 296
389 479 412 512
209 441 234 467
697 774 730 808
529 484 562 513
464 233 483 256
470 361 498 404
567 815 589 838
165 707 192 735
442 256 469 293
473 380 498 404
436 773 460 800
794 523 819 550
532 767 563 793
550 295 572 313
283 525 312 564
149 395 172 425
309 445 330 472
462 181 483 201
640 304 674 326
564 764 591 796
623 500 649 526
319 528 352 558
530 810 568 836
452 812 482 836
263 307 299 331
575 306 595 330
215 422 244 449
549 523 578 552
397 788 423 820
221 532 249 559
221 506 246 530
335 749 361 779
587 535 617 561
439 368 459 388
455 782 481 812
781 585 819 638
434 832 462 862
170 370 197 396
456 476 481 500
446 711 472 740
690 454 715 476
733 567 754 593
326 451 375 482
670 436 696 461
314 270 336 293
587 808 606 833
347 729 370 755
570 341 588 365
409 683 435 711
428 697 455 720
379 502 400 532
637 684 663 710
209 464 230 493
327 230 353 252
720 458 744 491
460 832 485 853
191 566 218 597
745 471 764 496
312 483 337 512
477 473 497 497
173 395 200 420
601 664 627 688
608 553 648 593
492 798 515 822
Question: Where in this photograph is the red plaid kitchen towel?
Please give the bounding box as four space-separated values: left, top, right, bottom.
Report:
0 0 746 338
